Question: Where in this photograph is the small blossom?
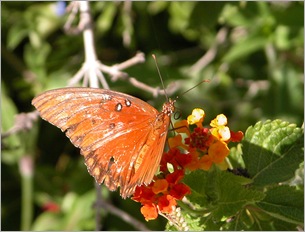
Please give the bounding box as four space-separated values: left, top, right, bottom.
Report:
141 203 158 221
166 170 185 185
208 140 230 163
158 195 177 214
198 155 213 170
174 120 190 135
187 108 205 126
210 114 227 127
54 1 66 16
168 134 187 149
42 202 60 213
160 148 184 172
132 184 155 204
169 183 191 200
152 179 169 194
185 127 213 151
230 130 244 142
184 150 201 170
211 126 231 141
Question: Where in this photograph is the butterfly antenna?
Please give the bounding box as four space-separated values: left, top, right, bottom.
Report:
179 79 210 97
152 54 169 101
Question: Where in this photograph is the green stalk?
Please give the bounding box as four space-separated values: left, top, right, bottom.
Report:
20 156 34 231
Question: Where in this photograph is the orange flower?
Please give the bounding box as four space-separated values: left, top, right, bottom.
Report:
168 134 182 148
168 134 188 150
174 120 190 135
141 203 158 221
208 140 230 163
198 155 213 170
152 179 169 194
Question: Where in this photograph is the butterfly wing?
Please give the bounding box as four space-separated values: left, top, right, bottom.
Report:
32 87 170 198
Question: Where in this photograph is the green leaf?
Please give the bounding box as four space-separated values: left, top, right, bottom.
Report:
7 21 29 50
242 120 304 186
256 185 304 225
96 3 117 33
223 36 267 62
184 168 265 224
168 2 195 33
1 84 23 164
32 190 95 230
189 2 225 28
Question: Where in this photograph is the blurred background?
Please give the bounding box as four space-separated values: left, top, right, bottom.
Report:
1 1 303 230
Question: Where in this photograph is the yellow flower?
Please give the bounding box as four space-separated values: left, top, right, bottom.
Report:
187 108 205 127
210 114 227 128
210 126 231 142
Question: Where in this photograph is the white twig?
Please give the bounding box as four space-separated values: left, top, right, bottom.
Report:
64 1 176 97
1 111 39 139
189 27 228 73
92 194 151 231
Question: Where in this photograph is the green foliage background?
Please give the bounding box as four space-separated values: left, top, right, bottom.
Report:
1 1 303 231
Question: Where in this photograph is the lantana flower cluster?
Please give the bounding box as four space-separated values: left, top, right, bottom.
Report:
132 108 243 221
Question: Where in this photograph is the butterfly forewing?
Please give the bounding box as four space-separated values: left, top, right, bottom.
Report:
32 87 174 198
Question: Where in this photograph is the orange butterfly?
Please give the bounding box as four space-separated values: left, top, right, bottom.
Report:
32 87 175 198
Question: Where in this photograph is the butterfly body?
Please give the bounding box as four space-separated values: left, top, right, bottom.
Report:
32 87 174 198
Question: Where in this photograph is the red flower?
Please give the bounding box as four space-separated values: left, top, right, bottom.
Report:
185 127 213 151
230 130 244 142
158 194 177 214
42 202 60 213
132 184 155 204
169 183 191 200
166 170 185 185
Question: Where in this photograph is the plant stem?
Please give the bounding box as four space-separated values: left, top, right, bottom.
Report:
20 156 34 231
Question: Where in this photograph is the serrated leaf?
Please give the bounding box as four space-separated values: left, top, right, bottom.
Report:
242 120 304 186
165 212 203 231
256 185 304 225
212 171 265 220
184 168 265 222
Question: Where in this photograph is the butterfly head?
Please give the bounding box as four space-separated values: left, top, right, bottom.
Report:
162 99 176 116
